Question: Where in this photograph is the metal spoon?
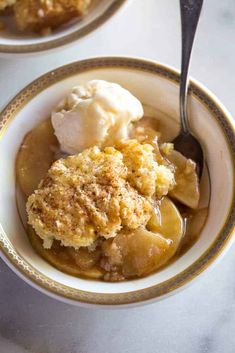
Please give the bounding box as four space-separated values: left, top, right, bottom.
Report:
173 0 204 177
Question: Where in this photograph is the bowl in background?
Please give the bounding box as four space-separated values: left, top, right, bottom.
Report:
0 57 234 307
0 0 128 54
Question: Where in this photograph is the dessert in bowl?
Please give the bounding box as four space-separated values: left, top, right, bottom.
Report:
0 0 127 54
0 57 234 307
17 79 205 282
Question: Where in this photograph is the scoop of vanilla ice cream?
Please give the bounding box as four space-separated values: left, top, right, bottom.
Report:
51 80 144 154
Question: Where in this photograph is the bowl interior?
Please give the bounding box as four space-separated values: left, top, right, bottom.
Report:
0 59 234 304
0 0 126 52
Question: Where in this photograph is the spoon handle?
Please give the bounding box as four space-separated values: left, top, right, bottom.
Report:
180 0 203 133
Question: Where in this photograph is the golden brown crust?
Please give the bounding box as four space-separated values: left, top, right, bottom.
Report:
118 139 175 197
14 0 91 32
27 144 153 249
118 140 158 197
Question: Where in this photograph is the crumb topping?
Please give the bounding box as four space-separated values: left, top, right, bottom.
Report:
14 0 91 32
26 141 169 249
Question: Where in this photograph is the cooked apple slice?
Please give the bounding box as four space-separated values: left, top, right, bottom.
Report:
102 227 172 277
167 150 200 209
28 226 103 279
16 119 58 197
67 247 101 271
183 208 208 248
147 197 184 251
186 208 208 238
102 198 184 278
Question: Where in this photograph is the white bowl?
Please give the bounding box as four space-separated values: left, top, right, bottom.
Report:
0 57 235 308
0 0 127 54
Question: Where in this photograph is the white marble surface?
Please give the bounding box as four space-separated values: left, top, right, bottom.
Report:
0 0 235 352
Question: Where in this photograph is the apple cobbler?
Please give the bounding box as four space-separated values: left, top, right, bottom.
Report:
16 80 208 281
0 0 91 34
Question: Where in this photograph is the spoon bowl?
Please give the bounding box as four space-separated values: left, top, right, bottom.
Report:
173 132 204 178
175 0 204 178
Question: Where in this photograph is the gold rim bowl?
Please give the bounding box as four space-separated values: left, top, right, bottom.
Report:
0 57 234 307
